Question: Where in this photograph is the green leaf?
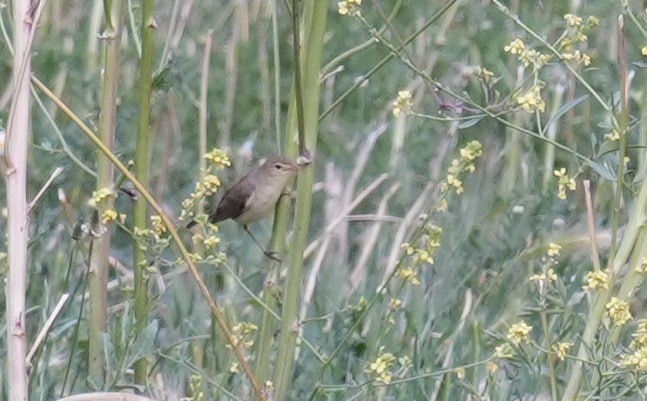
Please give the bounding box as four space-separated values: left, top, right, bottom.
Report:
457 115 484 129
587 160 616 181
544 95 588 133
125 320 159 369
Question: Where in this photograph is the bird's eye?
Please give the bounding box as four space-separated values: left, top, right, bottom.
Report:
273 164 282 170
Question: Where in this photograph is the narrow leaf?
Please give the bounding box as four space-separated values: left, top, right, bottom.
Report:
544 95 588 133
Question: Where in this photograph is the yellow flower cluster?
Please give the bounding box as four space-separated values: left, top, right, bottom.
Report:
551 342 572 361
88 187 115 208
101 209 118 223
530 268 557 283
180 148 230 225
504 38 551 71
636 257 647 274
621 320 647 370
631 320 647 350
554 168 576 199
203 148 231 169
563 14 583 27
397 266 421 285
516 85 546 113
507 321 533 345
559 14 597 63
562 50 591 67
606 297 632 327
583 269 610 291
150 215 167 236
531 243 561 286
392 90 413 117
473 66 495 84
368 351 396 384
604 129 622 142
494 343 514 359
547 242 562 257
338 0 361 16
398 224 443 286
441 140 483 195
226 322 259 350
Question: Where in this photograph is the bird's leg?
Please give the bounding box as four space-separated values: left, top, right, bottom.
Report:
243 225 281 262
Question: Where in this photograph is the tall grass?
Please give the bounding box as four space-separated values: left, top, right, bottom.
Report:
3 1 647 400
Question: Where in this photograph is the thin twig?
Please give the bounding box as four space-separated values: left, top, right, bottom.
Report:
26 293 70 365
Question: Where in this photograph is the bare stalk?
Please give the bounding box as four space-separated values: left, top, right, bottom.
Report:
6 1 32 400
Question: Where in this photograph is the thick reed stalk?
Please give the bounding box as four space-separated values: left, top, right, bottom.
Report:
88 0 123 384
133 0 155 384
272 1 328 399
6 0 32 399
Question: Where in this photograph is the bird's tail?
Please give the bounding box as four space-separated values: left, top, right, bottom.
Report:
186 220 197 229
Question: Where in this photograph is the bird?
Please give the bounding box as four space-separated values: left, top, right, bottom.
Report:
187 156 299 260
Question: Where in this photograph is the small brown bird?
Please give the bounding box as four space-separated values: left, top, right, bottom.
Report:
187 156 299 260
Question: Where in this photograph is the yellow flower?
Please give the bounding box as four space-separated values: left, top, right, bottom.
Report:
504 38 525 55
583 269 610 291
455 367 465 380
547 242 562 257
507 321 533 345
401 243 415 256
620 347 647 370
203 235 220 249
635 257 647 274
88 187 115 208
630 320 647 350
229 362 240 373
494 343 514 359
150 215 166 236
203 148 231 168
642 46 647 57
551 342 572 361
368 352 396 384
392 90 413 117
530 268 557 283
486 361 499 374
516 85 545 113
389 298 402 311
202 174 221 195
338 0 361 16
605 129 622 142
564 13 583 27
398 266 421 285
101 209 118 223
562 50 591 66
436 199 448 213
264 381 274 392
415 249 434 264
554 168 577 199
606 297 632 326
474 66 495 83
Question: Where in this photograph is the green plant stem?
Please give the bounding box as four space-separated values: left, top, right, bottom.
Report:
133 0 155 384
562 23 629 398
272 0 328 399
272 0 282 149
88 0 123 385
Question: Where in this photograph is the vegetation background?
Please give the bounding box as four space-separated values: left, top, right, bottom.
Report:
2 0 647 400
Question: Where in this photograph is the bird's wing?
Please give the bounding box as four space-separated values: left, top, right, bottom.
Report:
210 180 254 223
